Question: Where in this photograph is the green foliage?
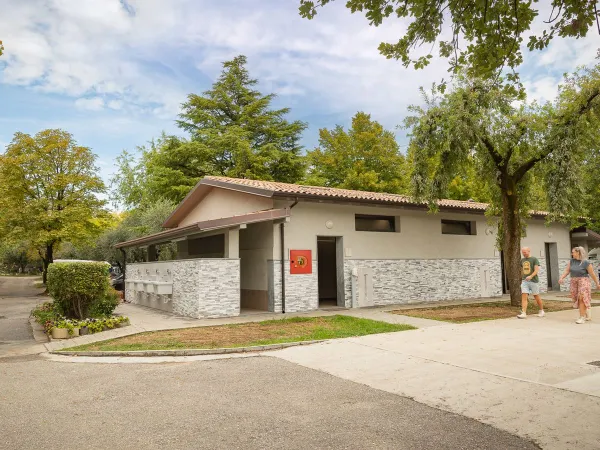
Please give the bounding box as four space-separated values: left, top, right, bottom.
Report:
306 112 408 193
405 67 600 304
31 302 128 335
582 147 600 231
59 199 178 264
47 262 111 319
0 40 3 57
31 302 62 333
299 1 598 90
89 288 120 318
0 241 39 274
112 56 308 207
0 129 108 282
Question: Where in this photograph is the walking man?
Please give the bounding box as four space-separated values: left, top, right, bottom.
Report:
517 247 545 318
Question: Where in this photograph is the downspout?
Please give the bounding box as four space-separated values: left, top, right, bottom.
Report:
280 198 298 314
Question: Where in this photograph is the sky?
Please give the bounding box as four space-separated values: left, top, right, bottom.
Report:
0 0 598 187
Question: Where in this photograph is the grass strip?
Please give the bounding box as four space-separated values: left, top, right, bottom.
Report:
65 315 416 352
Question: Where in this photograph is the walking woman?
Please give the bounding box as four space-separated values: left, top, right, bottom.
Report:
559 247 600 324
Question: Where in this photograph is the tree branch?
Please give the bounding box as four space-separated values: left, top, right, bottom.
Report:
514 87 600 181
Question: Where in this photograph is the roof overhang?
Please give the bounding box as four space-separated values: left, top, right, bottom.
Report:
571 227 600 244
162 178 275 228
116 208 290 249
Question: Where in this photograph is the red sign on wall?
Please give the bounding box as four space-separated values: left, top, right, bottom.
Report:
290 250 312 274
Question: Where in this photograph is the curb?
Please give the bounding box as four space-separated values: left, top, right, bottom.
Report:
29 318 49 344
51 339 325 357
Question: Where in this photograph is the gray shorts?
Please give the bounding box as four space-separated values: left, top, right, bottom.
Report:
521 280 540 295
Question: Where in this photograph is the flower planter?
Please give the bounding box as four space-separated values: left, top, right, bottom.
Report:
71 328 80 337
79 326 89 336
51 328 69 339
117 321 129 328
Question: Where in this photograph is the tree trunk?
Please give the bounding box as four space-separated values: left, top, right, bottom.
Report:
42 244 54 285
501 184 522 306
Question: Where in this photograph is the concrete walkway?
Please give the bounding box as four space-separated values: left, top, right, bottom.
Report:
269 306 600 450
0 276 47 359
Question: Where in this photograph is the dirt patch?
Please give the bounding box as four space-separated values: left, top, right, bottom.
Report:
391 300 574 323
67 315 416 352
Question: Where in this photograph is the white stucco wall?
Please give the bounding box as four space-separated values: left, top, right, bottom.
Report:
276 202 571 260
178 188 273 227
239 221 274 291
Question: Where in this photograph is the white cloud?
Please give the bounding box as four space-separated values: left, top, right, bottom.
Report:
0 0 597 136
75 97 105 111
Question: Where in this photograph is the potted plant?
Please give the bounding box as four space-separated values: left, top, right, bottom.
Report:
50 320 74 339
79 320 89 336
117 316 130 328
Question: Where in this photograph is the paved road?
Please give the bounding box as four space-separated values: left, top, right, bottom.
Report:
270 308 600 449
0 356 537 450
0 276 46 358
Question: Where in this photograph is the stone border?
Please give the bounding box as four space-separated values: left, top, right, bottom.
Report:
51 339 325 357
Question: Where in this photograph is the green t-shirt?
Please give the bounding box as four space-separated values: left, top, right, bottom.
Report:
521 257 540 283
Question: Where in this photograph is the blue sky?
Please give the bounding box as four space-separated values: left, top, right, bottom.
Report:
0 0 597 187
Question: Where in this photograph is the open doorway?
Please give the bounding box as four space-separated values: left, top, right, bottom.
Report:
545 242 559 291
317 236 345 309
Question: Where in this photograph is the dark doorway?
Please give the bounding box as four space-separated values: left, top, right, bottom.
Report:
500 251 510 294
317 237 344 308
545 242 559 291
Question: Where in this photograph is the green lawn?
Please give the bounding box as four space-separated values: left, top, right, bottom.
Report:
65 315 416 352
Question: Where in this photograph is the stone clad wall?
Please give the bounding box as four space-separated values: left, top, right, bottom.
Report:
126 259 240 319
268 260 318 313
343 259 503 306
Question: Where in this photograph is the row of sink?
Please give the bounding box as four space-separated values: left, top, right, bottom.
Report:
126 280 173 295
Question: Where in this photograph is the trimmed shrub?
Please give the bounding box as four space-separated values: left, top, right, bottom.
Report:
47 262 110 319
89 288 120 317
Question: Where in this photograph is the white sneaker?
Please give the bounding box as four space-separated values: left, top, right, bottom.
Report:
586 309 592 321
517 312 527 319
575 317 586 324
538 310 545 318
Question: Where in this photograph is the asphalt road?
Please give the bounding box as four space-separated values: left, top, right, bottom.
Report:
0 276 45 357
0 356 538 450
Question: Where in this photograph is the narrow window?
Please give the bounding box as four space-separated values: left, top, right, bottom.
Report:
441 219 476 236
355 214 396 232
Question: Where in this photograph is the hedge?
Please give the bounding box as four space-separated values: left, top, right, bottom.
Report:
47 262 113 320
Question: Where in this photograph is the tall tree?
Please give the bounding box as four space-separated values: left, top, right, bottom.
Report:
299 1 600 90
0 129 107 283
0 40 4 57
582 146 600 231
405 66 600 305
135 55 307 204
306 112 408 193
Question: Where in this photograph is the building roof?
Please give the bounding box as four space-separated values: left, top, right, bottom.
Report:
116 208 290 249
161 176 552 229
203 175 491 208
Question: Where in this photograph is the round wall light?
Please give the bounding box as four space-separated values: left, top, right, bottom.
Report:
325 220 334 229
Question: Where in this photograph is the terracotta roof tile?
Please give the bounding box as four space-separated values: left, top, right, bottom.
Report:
204 176 492 211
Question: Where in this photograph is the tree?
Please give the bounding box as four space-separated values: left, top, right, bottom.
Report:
132 55 307 204
0 242 38 274
582 146 600 231
299 1 600 89
405 66 600 305
59 200 178 266
0 40 4 57
306 112 408 193
0 129 108 283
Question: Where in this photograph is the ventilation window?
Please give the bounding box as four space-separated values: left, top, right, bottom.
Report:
441 220 476 236
355 215 397 233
